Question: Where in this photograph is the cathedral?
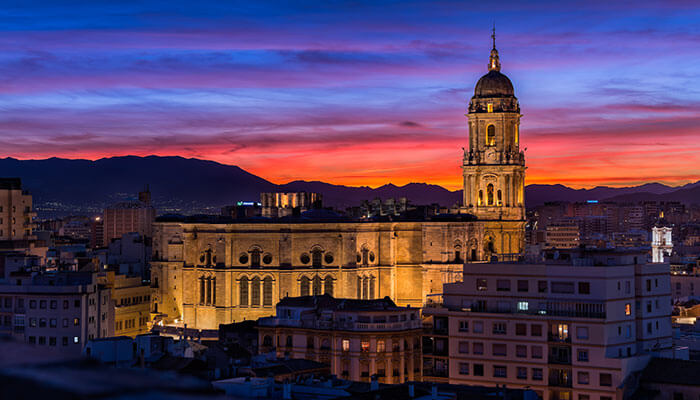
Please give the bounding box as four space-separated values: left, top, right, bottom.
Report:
150 39 527 330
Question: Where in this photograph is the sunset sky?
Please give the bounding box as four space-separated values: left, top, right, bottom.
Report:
0 1 698 190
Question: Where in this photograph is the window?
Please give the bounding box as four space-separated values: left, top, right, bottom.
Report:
531 324 543 336
486 125 496 146
493 322 506 334
646 279 652 291
647 322 652 334
62 337 68 346
63 319 68 328
517 280 529 292
516 323 527 336
531 346 543 359
646 301 652 313
49 337 56 346
73 336 79 344
625 303 631 316
239 277 249 306
474 321 484 333
532 368 543 381
459 320 469 332
493 366 507 378
578 282 590 294
551 281 575 294
516 345 527 358
458 341 469 354
299 276 310 297
263 277 273 306
538 280 548 293
496 280 511 291
459 362 469 375
40 300 47 309
50 319 57 328
556 323 569 340
600 373 612 386
28 336 36 344
251 277 261 306
473 342 484 355
50 300 57 309
306 336 314 349
577 326 589 339
578 349 589 362
476 279 487 291
517 301 529 311
473 364 484 376
39 318 47 328
361 340 370 352
492 343 507 356
39 337 46 345
517 367 527 380
578 371 590 384
377 340 386 352
342 339 350 352
29 318 36 327
323 276 333 296
30 300 36 309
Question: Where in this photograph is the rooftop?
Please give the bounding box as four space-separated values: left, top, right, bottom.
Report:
277 294 404 312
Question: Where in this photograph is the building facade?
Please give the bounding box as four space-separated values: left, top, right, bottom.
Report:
150 40 527 330
99 271 151 337
257 295 423 384
423 249 672 400
0 178 36 242
0 271 114 354
102 189 155 247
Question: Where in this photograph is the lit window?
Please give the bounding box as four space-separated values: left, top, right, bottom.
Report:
377 340 385 352
342 339 350 352
517 301 529 311
361 340 370 352
486 125 496 146
487 103 493 113
625 303 631 316
73 336 79 344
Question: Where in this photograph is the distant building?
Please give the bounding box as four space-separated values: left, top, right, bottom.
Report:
652 213 673 263
258 294 423 384
545 220 580 249
90 215 104 248
0 178 36 243
260 192 322 218
102 189 155 246
0 270 114 354
423 248 673 400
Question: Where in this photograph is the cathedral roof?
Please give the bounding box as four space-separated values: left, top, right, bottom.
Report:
472 28 515 99
474 69 515 98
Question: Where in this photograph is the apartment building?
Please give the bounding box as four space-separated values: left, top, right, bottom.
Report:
423 249 672 400
0 178 36 243
258 294 423 384
99 270 151 337
0 271 114 354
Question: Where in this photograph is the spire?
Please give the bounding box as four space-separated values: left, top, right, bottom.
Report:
488 25 501 72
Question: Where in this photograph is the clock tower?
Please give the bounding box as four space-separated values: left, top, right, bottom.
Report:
462 31 526 257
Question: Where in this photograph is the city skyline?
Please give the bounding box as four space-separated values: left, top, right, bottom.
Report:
0 1 698 190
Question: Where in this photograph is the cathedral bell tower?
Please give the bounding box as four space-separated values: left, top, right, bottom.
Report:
462 32 526 256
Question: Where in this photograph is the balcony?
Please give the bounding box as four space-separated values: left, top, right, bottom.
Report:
549 371 572 388
548 333 571 343
548 354 572 365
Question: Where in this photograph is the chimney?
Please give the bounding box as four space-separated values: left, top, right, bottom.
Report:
370 374 379 391
408 383 415 398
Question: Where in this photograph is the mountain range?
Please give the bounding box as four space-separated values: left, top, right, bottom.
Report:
0 156 697 216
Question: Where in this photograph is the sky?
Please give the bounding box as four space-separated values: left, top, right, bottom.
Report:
0 1 698 190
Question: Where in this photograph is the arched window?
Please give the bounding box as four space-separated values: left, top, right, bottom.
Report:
300 276 310 296
487 125 496 146
369 276 376 299
478 190 483 206
362 277 369 299
514 124 519 145
487 184 495 206
251 277 261 306
454 246 462 263
312 249 323 268
251 249 261 267
497 189 502 206
263 277 273 306
313 275 322 296
239 277 249 306
324 276 334 296
357 276 362 299
206 277 212 305
361 249 369 266
211 277 216 305
199 277 205 305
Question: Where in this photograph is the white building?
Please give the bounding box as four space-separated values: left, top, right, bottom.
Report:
423 248 673 400
651 215 672 263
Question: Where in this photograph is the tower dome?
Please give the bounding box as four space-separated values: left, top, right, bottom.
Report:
469 29 519 113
